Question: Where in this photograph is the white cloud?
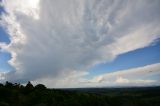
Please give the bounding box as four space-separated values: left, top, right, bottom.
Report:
115 77 130 83
87 63 160 87
32 71 89 88
115 77 155 84
0 42 7 50
0 72 6 81
107 24 160 55
0 0 160 87
31 63 160 88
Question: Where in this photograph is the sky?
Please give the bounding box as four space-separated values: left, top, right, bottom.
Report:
0 0 160 88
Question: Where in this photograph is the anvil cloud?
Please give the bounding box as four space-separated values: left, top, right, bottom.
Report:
0 0 160 87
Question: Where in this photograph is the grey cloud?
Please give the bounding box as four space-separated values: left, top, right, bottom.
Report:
1 0 160 86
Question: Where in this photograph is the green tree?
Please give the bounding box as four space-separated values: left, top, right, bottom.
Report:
35 84 46 90
25 81 34 89
5 81 14 88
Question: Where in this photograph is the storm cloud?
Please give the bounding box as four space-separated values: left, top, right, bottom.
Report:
0 0 160 87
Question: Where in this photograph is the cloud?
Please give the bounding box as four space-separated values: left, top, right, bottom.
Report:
31 63 160 88
87 63 160 87
32 71 89 88
115 77 155 84
0 42 6 50
0 72 6 81
0 0 160 87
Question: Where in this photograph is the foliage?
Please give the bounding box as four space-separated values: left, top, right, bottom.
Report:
35 84 46 90
0 82 160 106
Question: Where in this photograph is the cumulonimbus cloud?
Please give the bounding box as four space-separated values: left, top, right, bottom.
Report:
0 0 160 87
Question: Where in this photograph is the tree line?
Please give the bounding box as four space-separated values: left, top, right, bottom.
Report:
0 81 160 106
0 81 46 90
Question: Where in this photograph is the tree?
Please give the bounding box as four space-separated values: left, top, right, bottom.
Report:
35 84 46 90
25 81 34 89
0 83 3 87
5 81 14 88
14 83 20 89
